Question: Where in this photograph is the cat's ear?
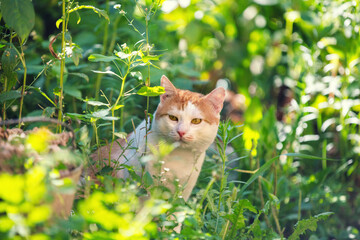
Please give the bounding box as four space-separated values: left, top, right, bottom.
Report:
160 75 177 102
204 87 226 114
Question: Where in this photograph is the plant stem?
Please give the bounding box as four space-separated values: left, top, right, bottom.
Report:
18 44 27 128
144 12 151 155
298 190 302 222
322 139 327 169
95 0 110 101
272 206 283 238
58 0 67 132
257 155 271 229
2 80 7 123
195 177 215 226
109 65 129 164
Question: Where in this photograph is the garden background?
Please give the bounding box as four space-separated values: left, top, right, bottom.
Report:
0 0 359 239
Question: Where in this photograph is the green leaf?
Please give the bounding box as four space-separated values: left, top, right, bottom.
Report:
0 90 22 103
141 54 161 63
112 104 124 111
68 73 89 82
1 46 20 90
28 86 56 107
64 85 82 99
284 153 339 162
53 87 61 97
88 54 117 62
0 71 18 91
227 199 258 237
85 100 108 106
288 212 334 240
114 132 127 139
76 11 81 24
68 5 110 22
143 171 154 188
1 46 20 70
98 166 113 175
102 116 120 121
92 70 121 79
66 113 90 121
56 19 63 29
1 0 35 43
137 86 165 97
253 0 279 5
239 155 277 196
42 107 56 118
244 97 263 123
91 109 110 118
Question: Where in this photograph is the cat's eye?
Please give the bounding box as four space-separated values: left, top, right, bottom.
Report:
191 118 202 124
168 115 178 121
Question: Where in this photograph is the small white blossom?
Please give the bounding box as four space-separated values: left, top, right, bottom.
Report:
114 4 121 9
164 167 170 172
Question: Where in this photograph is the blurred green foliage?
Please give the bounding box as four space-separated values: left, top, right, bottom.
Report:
0 0 360 239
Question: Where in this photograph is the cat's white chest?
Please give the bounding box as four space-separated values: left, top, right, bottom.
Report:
145 147 205 200
159 149 200 180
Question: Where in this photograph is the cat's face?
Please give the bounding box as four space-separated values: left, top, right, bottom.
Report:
152 76 225 151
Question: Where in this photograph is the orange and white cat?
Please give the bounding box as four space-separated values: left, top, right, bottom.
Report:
93 75 225 201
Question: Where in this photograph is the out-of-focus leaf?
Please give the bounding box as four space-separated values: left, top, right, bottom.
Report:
66 113 90 121
56 19 63 29
1 0 35 43
88 54 117 62
114 132 127 139
28 87 56 107
239 155 277 196
253 0 279 6
69 73 89 82
244 98 263 123
92 70 121 79
64 85 82 99
288 212 334 240
112 105 124 111
137 86 165 97
85 100 108 106
0 90 22 103
68 5 109 22
141 54 161 63
91 109 110 118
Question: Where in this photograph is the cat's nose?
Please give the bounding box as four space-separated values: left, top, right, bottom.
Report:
177 130 186 138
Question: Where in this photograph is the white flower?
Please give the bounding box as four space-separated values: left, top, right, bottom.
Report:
114 4 121 9
164 167 170 172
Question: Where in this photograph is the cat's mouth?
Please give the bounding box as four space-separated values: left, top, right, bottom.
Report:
175 138 194 148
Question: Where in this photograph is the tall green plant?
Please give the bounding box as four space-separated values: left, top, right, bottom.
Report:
54 0 109 131
0 0 35 124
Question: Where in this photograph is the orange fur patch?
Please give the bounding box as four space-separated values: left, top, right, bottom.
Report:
155 89 220 124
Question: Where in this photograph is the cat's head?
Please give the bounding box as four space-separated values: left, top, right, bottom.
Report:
152 75 226 151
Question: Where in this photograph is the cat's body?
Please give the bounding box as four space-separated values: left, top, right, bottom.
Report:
92 76 225 201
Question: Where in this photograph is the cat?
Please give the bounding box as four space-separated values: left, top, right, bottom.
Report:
91 75 225 229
